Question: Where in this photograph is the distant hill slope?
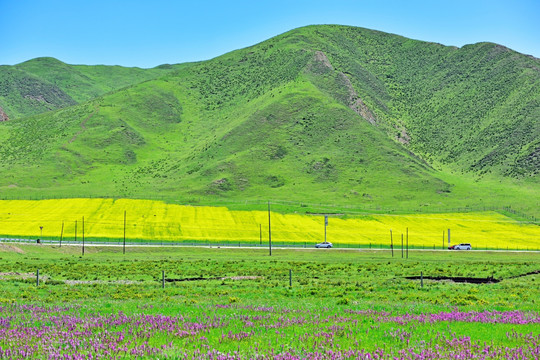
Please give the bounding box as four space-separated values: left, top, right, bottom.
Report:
0 25 538 214
280 26 540 178
0 57 178 119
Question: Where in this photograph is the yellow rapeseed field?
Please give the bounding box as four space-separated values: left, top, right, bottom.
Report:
0 199 538 249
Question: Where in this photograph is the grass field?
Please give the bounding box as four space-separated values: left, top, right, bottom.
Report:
0 245 538 358
0 198 539 250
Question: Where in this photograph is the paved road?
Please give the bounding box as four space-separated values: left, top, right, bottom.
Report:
1 238 538 252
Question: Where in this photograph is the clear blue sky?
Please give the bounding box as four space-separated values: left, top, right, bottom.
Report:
1 0 539 68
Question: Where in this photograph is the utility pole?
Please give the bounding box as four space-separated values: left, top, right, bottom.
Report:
123 210 126 255
268 201 272 256
82 216 85 256
401 234 404 258
442 230 444 250
60 221 64 247
406 227 409 259
390 229 394 257
324 215 328 243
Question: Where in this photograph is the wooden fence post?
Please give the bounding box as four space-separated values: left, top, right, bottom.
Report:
289 269 292 287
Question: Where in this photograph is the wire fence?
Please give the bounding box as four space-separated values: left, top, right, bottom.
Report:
9 265 538 290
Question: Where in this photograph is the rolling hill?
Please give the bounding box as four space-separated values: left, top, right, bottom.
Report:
0 25 538 215
0 57 178 120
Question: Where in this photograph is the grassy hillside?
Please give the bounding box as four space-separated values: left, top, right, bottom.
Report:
279 26 540 178
0 25 538 215
0 57 178 119
0 65 77 119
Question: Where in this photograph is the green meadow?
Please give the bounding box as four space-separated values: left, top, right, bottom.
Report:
0 244 537 307
0 245 538 358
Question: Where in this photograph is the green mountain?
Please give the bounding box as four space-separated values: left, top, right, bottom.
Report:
0 57 176 120
0 25 538 215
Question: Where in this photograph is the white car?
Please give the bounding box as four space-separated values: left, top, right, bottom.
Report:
315 242 333 248
449 243 472 250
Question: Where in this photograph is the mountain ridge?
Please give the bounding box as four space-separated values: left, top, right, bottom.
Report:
0 57 180 119
0 25 538 215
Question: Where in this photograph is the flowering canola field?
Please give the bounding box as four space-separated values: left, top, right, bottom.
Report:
0 199 538 249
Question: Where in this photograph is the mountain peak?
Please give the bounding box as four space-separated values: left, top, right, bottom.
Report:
18 56 65 66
